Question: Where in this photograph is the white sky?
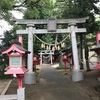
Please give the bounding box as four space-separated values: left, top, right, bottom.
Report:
0 11 23 38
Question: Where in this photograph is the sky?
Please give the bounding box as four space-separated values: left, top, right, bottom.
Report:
0 11 23 31
0 11 23 39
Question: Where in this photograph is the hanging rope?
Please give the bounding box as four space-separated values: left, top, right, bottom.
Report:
29 29 71 46
43 55 50 59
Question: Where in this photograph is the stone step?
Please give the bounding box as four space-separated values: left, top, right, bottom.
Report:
0 94 17 100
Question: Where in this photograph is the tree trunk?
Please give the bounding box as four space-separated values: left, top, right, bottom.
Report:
84 34 91 71
80 34 84 69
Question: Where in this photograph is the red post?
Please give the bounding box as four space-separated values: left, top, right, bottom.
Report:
33 55 38 73
62 53 67 72
34 62 37 73
17 75 23 88
18 35 23 46
64 61 67 72
96 32 100 44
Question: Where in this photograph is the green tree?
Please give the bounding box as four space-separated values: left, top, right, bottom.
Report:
24 0 55 19
23 0 56 54
0 0 26 23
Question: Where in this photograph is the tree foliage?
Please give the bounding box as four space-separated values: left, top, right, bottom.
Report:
24 0 55 19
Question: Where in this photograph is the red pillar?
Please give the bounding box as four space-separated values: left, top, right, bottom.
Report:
18 35 23 46
96 32 100 44
17 75 23 88
64 61 67 72
34 63 36 73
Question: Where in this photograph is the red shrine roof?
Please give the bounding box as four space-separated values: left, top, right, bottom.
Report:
2 43 30 54
5 67 28 74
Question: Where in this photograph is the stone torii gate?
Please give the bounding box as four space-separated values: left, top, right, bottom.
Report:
14 17 88 84
39 50 54 65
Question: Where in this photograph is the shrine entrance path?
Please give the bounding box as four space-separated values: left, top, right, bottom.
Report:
6 64 96 100
25 64 90 100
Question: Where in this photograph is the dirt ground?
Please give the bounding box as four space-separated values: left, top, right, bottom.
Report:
62 69 100 99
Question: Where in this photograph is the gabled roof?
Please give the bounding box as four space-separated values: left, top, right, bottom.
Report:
2 43 30 54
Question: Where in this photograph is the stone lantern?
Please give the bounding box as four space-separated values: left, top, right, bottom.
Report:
2 42 30 88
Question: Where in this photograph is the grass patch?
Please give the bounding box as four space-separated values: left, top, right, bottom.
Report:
56 66 72 75
56 67 64 72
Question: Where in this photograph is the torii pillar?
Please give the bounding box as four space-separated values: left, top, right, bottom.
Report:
50 51 54 64
24 24 36 84
69 23 84 82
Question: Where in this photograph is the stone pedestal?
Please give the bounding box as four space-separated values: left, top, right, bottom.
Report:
17 88 25 100
72 70 84 82
24 72 36 84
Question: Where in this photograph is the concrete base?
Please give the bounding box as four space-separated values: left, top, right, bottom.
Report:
17 88 25 100
98 77 100 81
24 72 36 84
72 70 84 82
